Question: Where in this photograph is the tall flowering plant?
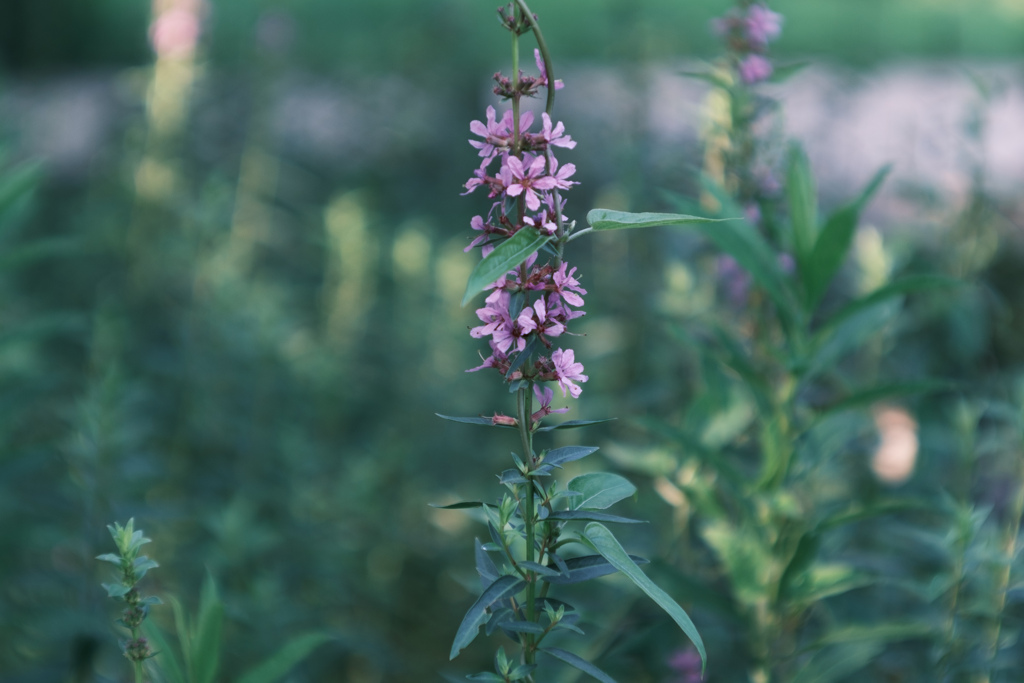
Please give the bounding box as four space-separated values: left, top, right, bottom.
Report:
437 3 719 681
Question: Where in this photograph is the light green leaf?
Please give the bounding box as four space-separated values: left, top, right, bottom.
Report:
803 165 890 308
581 523 706 671
450 575 526 660
462 227 550 306
96 553 123 566
547 510 644 524
586 208 730 232
191 573 224 683
790 642 884 683
567 473 637 510
810 622 936 649
815 274 961 338
143 618 187 683
541 647 618 683
236 632 334 683
102 582 130 598
543 445 599 468
787 144 818 264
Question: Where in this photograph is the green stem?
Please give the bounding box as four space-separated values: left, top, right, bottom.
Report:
516 384 538 666
514 0 555 116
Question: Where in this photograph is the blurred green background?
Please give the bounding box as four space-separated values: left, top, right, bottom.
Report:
1 0 1024 682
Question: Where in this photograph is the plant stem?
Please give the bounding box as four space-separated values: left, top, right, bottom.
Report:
516 384 538 665
514 0 554 116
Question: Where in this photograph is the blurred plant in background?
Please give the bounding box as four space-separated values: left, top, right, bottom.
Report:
0 0 1023 682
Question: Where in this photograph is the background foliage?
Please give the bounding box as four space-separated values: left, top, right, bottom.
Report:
2 0 1024 681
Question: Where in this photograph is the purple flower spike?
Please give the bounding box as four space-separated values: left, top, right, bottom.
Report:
739 54 773 84
504 155 557 212
745 4 783 49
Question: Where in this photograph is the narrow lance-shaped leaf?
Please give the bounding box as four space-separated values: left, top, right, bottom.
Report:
143 619 187 683
542 554 650 586
462 227 550 306
581 523 706 672
541 648 618 683
435 414 513 429
191 572 224 683
786 143 817 264
450 575 526 660
804 165 890 308
542 445 599 468
236 633 334 683
535 417 616 432
586 208 731 232
547 510 645 524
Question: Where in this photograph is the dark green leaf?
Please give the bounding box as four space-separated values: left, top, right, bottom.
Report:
586 208 730 232
462 227 550 306
450 576 526 660
507 663 538 681
535 418 617 432
542 554 649 585
504 336 539 378
568 473 636 510
542 446 599 468
430 501 485 509
0 161 40 227
435 414 510 428
818 381 956 417
237 633 333 683
495 620 546 634
810 622 936 649
548 510 644 524
475 539 499 588
499 469 528 485
778 533 820 602
541 648 618 683
518 560 561 577
466 673 505 682
581 524 706 671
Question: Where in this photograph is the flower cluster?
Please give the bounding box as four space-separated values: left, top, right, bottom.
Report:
712 2 783 85
463 50 588 411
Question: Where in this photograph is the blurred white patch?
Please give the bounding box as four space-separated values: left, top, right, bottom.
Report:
871 405 919 485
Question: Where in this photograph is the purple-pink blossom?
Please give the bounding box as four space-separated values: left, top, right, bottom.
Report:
531 384 569 425
534 48 564 91
551 348 588 399
503 155 557 212
552 263 586 308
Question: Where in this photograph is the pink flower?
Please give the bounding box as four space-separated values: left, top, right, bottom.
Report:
467 340 508 373
739 54 773 84
503 155 557 212
546 154 577 191
534 49 564 91
469 106 510 164
551 348 588 399
517 296 565 340
531 384 570 425
745 4 783 49
537 113 576 150
552 263 586 308
470 289 511 340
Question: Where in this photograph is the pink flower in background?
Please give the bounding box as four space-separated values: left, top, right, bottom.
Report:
745 4 783 48
149 0 205 58
667 647 703 683
551 348 588 398
739 54 773 84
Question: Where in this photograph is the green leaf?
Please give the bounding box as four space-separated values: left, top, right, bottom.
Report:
790 642 884 683
679 68 732 89
102 582 130 598
495 620 546 634
543 445 599 468
435 414 512 429
191 573 224 683
586 208 730 232
581 523 706 671
787 144 818 264
542 554 650 586
475 538 499 589
96 553 123 566
236 633 333 683
810 622 936 649
466 673 505 682
518 560 561 577
535 418 616 432
450 575 526 660
818 380 956 417
568 473 637 510
547 510 644 524
767 62 809 83
541 647 618 683
143 619 187 683
803 165 890 308
0 161 40 227
462 227 550 306
815 274 961 338
506 663 538 681
134 556 159 580
429 501 485 509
